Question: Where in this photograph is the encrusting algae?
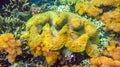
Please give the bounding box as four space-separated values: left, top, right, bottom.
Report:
0 33 22 63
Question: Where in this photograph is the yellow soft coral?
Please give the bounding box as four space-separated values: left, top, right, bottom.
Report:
83 18 97 36
42 23 68 50
75 0 120 18
75 2 102 17
0 33 14 50
67 12 83 30
100 8 120 33
65 33 89 52
26 11 51 28
43 50 61 66
90 56 113 67
22 11 98 58
75 2 87 15
28 35 43 57
0 33 22 63
21 11 99 65
112 48 120 61
51 12 66 27
103 38 120 61
91 0 120 7
90 56 120 67
86 5 102 17
26 11 83 30
86 44 100 57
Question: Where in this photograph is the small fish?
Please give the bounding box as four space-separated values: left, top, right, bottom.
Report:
109 34 115 37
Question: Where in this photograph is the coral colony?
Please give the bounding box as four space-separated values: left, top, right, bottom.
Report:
0 0 120 67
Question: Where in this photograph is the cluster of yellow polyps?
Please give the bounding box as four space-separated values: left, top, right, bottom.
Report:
0 33 22 63
75 0 120 33
22 11 99 59
90 56 120 67
75 0 120 17
75 2 102 17
91 0 120 7
100 8 120 33
90 38 120 67
103 38 120 61
42 47 61 66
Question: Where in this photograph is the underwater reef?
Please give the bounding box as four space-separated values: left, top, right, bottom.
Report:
0 0 120 67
